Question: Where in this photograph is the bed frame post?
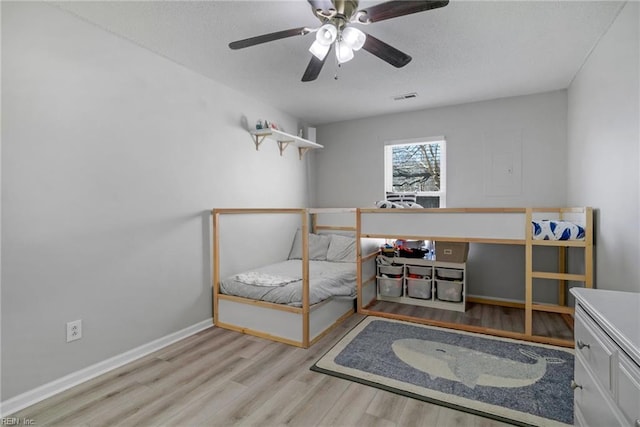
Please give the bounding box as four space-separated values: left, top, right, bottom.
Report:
558 247 567 306
584 207 594 289
525 208 533 336
301 210 310 348
557 209 567 306
212 209 220 326
356 208 363 314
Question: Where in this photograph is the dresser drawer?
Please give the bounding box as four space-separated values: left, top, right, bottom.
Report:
575 305 616 393
574 354 626 427
571 288 640 427
617 354 640 426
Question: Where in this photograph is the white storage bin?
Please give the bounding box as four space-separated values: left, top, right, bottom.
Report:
436 280 463 302
436 268 463 280
379 265 403 278
407 278 432 299
378 277 403 297
407 265 431 278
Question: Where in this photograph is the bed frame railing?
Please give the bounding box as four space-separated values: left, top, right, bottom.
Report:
357 206 593 347
212 208 373 348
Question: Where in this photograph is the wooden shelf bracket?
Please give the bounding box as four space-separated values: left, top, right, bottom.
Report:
277 140 293 156
298 147 311 160
252 134 267 151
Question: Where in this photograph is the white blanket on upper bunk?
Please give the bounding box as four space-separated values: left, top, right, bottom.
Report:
220 260 356 307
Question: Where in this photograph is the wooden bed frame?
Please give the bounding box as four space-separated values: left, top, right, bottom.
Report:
212 208 378 348
356 207 593 347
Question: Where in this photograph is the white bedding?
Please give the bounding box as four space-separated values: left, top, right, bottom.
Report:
220 260 356 307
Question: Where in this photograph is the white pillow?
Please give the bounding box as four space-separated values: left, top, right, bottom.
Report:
375 200 404 208
386 192 417 203
327 234 357 263
288 229 331 260
399 201 424 208
375 200 423 209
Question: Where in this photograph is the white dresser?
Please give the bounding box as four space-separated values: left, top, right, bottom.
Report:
570 288 640 427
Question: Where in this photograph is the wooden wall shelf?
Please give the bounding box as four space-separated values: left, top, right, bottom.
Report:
250 129 323 160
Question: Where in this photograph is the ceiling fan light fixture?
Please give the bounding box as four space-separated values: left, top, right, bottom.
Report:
309 40 330 60
341 26 366 51
336 41 354 64
228 0 450 82
315 23 338 46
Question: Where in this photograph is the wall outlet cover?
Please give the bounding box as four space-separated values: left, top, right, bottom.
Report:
66 320 82 342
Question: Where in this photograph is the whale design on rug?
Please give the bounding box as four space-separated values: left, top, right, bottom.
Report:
392 338 566 389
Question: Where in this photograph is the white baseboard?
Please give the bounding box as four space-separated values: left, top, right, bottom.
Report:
1 318 213 417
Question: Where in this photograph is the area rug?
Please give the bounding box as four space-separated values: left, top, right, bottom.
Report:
311 317 574 426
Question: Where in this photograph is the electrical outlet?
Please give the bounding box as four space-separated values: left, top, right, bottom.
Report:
66 319 82 342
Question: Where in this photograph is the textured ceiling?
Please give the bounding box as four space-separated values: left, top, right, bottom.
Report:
55 1 624 125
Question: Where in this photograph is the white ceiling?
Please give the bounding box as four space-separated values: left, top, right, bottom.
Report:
54 0 624 125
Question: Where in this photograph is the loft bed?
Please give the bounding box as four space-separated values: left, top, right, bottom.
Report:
357 207 593 347
212 208 379 348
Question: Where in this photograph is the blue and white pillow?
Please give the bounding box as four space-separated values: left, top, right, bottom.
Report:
532 220 585 240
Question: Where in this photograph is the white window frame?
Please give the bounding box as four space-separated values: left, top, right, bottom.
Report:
384 136 447 208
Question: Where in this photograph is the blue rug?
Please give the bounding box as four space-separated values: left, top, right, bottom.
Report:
311 317 574 426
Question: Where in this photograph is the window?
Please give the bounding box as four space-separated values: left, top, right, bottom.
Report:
384 137 446 208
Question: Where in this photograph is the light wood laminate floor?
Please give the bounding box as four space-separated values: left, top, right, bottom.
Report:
368 300 574 342
14 314 515 427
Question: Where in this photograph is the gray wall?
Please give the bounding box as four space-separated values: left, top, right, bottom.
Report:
313 90 568 208
567 1 640 293
313 91 568 301
1 2 313 400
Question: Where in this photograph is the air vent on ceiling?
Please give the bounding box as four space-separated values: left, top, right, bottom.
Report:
393 92 418 101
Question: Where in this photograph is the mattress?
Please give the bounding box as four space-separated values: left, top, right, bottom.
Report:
219 260 356 307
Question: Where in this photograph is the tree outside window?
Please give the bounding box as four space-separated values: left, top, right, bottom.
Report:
384 138 446 208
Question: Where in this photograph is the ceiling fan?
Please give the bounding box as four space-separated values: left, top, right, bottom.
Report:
228 0 449 82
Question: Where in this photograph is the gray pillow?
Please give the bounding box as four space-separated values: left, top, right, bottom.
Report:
288 229 331 260
326 234 357 263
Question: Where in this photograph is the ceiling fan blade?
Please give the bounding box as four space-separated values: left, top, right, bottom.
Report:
362 33 411 68
229 27 311 50
358 0 449 23
301 48 331 82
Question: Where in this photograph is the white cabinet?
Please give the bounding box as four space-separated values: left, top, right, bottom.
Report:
376 256 466 312
570 288 640 427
